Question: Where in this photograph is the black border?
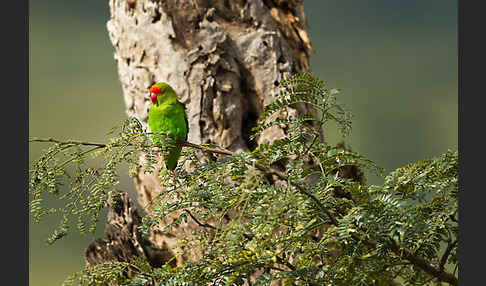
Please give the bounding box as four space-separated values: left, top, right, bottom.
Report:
3 0 28 285
459 1 484 285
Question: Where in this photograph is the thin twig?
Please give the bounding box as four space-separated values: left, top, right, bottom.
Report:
275 256 296 271
303 109 326 155
354 234 458 286
180 141 233 156
58 146 103 169
439 239 458 271
29 136 233 156
253 161 339 226
184 209 218 230
29 137 107 147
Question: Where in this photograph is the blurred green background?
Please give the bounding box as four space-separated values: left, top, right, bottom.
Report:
29 0 457 285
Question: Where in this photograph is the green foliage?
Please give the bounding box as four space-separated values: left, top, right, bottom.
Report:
254 72 352 139
29 117 156 243
30 73 458 285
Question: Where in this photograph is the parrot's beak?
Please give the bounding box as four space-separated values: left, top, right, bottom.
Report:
150 93 158 106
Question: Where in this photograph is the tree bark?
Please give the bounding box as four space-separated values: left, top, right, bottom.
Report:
86 0 313 269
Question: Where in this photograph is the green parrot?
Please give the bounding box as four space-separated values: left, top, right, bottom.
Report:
148 82 188 170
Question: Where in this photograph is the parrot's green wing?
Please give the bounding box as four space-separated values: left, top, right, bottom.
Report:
164 101 188 170
148 98 188 170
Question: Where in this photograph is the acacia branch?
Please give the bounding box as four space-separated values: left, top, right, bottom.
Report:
29 137 233 156
439 239 458 271
29 136 337 226
180 141 233 156
253 162 339 226
29 136 457 285
389 241 457 286
29 137 108 147
260 162 457 285
58 146 104 169
184 209 218 230
353 234 457 286
185 209 299 276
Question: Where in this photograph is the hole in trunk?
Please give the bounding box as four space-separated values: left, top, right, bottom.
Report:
152 9 161 23
241 107 258 151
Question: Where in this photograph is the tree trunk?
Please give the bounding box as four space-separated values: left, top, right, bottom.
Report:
86 0 313 268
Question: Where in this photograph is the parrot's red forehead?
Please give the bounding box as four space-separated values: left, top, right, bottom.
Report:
150 86 163 94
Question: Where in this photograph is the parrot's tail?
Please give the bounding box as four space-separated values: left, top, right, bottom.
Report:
165 145 182 170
